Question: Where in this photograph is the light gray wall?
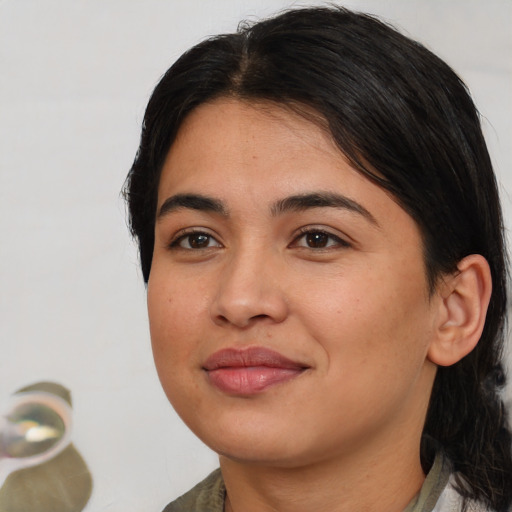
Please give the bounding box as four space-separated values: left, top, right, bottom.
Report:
1 1 510 510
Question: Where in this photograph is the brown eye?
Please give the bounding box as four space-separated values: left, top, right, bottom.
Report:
305 232 329 248
188 234 210 248
292 229 350 250
171 232 221 250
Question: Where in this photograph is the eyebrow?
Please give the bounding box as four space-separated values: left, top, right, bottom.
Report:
157 193 228 219
270 192 379 226
157 191 378 227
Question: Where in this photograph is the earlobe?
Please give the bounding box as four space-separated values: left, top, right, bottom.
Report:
427 254 492 367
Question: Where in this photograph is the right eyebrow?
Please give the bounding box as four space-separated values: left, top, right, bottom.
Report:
157 193 228 219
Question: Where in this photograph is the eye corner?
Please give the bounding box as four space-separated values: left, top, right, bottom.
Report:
168 228 223 251
290 227 352 251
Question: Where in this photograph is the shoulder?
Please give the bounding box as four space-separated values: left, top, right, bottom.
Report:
409 451 497 512
433 476 496 512
162 469 225 512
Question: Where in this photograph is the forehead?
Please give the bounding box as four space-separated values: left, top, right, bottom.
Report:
172 98 335 161
157 97 424 252
160 98 370 199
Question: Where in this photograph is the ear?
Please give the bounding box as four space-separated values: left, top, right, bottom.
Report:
427 254 492 367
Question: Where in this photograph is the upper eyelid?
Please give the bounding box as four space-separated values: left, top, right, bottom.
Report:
168 227 222 247
294 236 348 249
292 226 352 245
163 224 353 248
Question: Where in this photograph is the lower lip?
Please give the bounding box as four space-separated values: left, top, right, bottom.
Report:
206 366 304 394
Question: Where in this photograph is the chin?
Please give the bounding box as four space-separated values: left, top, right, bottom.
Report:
190 418 333 469
216 444 308 468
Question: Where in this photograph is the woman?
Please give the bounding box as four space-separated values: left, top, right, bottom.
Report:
125 6 512 512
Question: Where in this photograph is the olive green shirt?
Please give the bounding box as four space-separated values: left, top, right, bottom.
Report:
162 453 485 512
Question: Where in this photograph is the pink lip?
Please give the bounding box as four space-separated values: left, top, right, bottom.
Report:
203 347 308 395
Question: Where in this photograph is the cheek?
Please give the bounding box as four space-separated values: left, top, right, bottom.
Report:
297 262 432 373
304 278 433 438
147 275 203 370
147 279 207 412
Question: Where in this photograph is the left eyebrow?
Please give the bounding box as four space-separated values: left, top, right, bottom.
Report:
270 192 379 227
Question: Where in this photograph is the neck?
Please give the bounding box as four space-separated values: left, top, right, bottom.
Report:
220 427 426 512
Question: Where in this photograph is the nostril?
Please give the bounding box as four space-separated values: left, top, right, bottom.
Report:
214 313 230 325
212 310 277 329
251 314 270 321
209 272 289 328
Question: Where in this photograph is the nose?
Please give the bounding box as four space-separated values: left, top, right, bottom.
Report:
210 250 289 328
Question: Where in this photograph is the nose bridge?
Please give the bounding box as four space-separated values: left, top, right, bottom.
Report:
210 241 288 328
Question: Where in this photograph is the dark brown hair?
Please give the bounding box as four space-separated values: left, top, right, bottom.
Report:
125 6 512 510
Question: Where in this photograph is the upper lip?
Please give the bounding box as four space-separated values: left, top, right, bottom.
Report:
202 347 309 371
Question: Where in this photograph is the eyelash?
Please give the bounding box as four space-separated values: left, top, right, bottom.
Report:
169 227 349 253
291 227 351 250
169 229 222 250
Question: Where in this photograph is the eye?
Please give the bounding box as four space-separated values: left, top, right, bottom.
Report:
170 231 222 250
292 229 350 249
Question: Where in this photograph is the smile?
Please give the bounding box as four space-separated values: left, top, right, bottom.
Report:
202 347 309 395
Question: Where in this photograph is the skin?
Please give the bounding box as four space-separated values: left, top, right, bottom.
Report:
148 98 447 512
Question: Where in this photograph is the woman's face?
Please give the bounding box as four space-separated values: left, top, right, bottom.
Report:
148 98 439 467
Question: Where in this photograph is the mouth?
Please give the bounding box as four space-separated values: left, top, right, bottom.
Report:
202 347 309 395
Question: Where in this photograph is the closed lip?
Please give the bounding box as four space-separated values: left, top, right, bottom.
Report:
202 346 310 394
202 346 309 371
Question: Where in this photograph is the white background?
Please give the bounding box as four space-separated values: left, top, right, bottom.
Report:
1 1 511 510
